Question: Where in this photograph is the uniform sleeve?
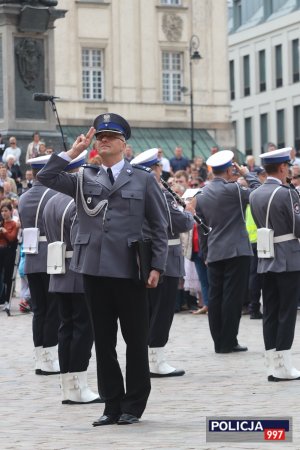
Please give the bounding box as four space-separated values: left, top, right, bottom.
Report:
144 174 169 272
165 192 194 234
42 205 51 243
239 173 261 207
289 189 300 238
37 153 78 198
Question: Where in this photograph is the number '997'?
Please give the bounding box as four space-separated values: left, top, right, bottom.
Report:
264 429 285 440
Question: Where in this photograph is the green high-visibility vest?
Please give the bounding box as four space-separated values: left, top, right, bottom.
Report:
246 204 257 244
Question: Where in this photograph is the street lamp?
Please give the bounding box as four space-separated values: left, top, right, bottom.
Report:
189 35 202 161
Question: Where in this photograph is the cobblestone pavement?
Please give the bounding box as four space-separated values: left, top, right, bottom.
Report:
1 294 300 450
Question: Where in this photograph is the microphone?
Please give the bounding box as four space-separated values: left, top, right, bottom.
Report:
33 93 59 102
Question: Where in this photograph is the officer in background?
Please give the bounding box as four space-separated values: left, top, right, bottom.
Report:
250 148 300 381
37 114 168 426
131 148 194 377
18 157 59 375
193 150 260 354
43 151 101 404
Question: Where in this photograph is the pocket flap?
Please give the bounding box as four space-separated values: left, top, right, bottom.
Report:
83 183 102 196
74 233 91 245
121 190 143 200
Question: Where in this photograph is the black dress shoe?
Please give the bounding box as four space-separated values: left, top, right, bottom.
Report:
92 414 120 427
150 369 185 378
68 396 104 405
117 413 139 425
250 312 263 319
232 344 248 352
217 344 248 353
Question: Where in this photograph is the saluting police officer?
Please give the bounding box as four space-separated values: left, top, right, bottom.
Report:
18 157 60 375
193 150 260 354
43 151 101 404
131 148 194 377
250 148 300 381
37 114 168 426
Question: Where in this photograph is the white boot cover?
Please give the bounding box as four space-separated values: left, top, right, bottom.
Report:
40 345 60 374
68 371 100 404
273 350 300 380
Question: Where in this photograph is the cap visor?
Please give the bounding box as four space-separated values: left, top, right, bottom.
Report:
95 130 123 136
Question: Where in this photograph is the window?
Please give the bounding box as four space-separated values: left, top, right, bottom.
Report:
233 0 242 30
162 51 183 102
229 60 235 100
275 44 282 88
264 0 273 19
294 106 300 151
258 50 266 92
243 55 250 96
82 48 103 100
260 113 268 152
232 120 237 147
292 39 300 83
277 109 285 148
245 117 252 154
160 0 181 5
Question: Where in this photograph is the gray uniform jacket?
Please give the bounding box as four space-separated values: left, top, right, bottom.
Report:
43 192 84 293
37 154 168 278
196 173 260 263
18 181 56 274
143 190 194 277
250 179 300 273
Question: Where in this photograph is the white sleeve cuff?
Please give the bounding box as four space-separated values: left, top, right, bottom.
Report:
58 152 72 162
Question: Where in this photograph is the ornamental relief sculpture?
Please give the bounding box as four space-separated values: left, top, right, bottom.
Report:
15 39 41 90
162 13 183 42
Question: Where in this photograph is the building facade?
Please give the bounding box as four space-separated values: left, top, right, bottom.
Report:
53 0 233 159
228 0 300 160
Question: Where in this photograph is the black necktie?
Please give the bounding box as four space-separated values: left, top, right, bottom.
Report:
107 167 114 185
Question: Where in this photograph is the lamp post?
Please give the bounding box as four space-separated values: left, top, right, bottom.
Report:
189 35 202 161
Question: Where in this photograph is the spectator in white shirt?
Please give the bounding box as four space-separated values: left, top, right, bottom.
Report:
157 148 171 181
2 137 22 166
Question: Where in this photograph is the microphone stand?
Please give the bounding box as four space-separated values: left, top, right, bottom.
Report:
48 98 67 152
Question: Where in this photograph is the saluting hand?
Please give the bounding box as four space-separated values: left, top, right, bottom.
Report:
233 162 249 177
67 127 96 160
147 270 161 289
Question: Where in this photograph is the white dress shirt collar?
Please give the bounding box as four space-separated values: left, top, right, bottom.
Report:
102 159 125 181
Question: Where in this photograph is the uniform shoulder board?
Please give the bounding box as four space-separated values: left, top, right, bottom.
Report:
131 164 152 173
82 163 100 170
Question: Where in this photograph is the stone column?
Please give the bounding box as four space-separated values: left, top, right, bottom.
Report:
0 1 67 166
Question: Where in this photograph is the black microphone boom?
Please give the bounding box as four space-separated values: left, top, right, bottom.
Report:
32 92 67 152
33 93 59 102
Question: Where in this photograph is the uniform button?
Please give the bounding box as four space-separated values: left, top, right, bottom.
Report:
131 194 134 197
108 207 112 210
107 218 111 221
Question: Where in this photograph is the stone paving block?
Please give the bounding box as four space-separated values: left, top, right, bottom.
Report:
0 297 300 449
